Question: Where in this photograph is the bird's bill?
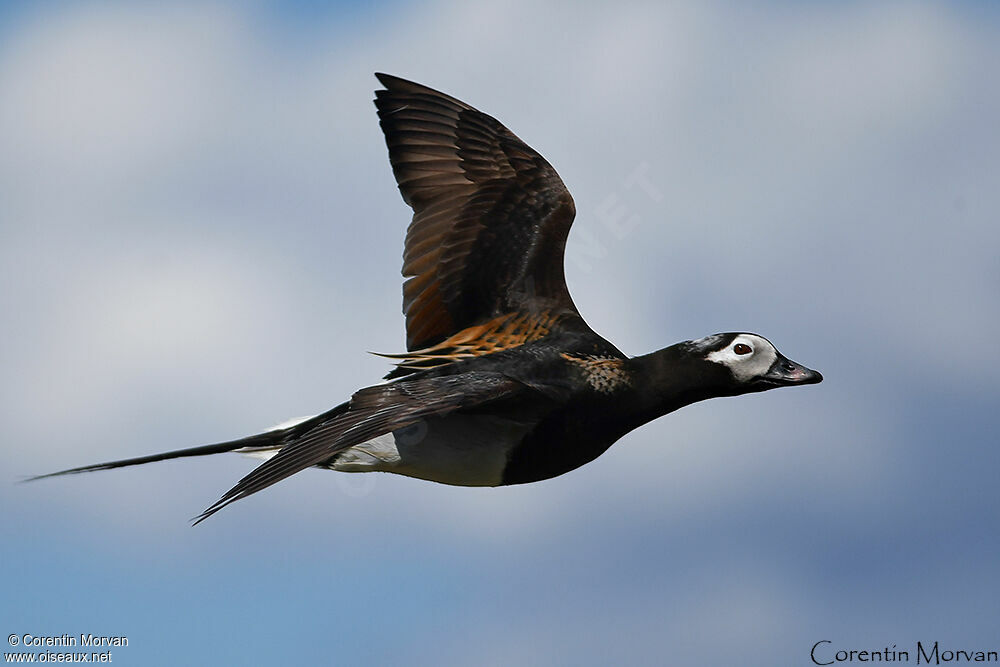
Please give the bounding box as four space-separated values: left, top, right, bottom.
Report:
757 354 823 387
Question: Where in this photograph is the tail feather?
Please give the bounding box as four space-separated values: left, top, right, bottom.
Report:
24 401 353 525
22 430 288 482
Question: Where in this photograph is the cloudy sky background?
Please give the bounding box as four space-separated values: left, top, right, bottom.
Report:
2 1 998 664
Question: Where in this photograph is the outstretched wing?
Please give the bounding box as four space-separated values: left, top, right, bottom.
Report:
193 372 524 523
375 73 583 354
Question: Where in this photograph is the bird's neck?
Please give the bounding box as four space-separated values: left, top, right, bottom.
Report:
621 344 734 431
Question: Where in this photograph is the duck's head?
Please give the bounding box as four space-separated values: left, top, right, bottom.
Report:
685 332 823 394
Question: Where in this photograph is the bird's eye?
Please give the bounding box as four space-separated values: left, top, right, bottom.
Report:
733 343 752 355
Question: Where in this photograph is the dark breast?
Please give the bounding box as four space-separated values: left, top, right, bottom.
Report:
500 398 631 485
500 352 636 485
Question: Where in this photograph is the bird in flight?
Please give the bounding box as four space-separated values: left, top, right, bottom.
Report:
30 73 822 523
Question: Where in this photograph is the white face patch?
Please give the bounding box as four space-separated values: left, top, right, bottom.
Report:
705 334 778 383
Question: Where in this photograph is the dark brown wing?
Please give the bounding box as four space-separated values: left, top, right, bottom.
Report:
374 73 582 352
192 372 524 523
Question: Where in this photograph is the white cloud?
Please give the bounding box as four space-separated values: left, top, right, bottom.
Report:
0 5 250 203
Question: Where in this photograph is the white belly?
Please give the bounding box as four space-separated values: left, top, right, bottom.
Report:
329 414 532 486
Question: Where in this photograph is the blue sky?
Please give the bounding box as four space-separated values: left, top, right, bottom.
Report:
2 2 998 665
